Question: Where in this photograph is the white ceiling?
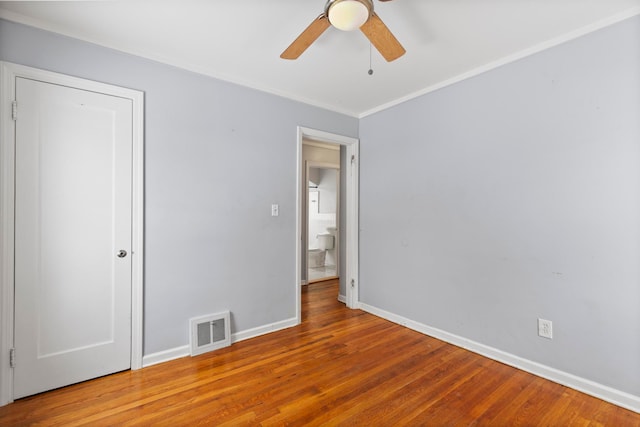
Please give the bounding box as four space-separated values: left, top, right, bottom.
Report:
1 0 639 117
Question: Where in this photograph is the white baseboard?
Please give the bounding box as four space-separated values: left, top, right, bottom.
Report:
337 294 346 304
358 302 640 414
231 317 298 343
142 345 190 367
301 280 308 286
142 317 299 368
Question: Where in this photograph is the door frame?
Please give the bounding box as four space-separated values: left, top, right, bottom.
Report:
296 127 359 323
0 62 144 406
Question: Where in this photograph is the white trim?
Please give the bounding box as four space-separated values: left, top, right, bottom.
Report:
130 69 145 372
296 131 303 324
299 128 358 146
344 139 359 309
0 62 16 408
230 317 298 343
359 7 640 118
358 302 640 414
142 346 190 368
296 127 359 325
0 62 144 405
142 317 298 368
337 294 347 304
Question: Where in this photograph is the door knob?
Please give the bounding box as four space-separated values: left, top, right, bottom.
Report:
117 250 127 258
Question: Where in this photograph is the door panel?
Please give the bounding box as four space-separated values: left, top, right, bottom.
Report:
13 77 132 399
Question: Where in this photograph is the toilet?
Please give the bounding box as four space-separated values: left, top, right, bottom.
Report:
308 233 335 268
316 233 334 251
308 249 326 268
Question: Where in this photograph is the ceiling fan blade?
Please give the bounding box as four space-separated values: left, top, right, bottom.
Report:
280 14 331 60
360 12 406 62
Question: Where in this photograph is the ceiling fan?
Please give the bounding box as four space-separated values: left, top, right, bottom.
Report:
280 0 406 62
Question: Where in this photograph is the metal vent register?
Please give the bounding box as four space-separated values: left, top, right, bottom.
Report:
189 311 231 356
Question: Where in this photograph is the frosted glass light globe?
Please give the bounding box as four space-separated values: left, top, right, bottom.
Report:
328 0 370 31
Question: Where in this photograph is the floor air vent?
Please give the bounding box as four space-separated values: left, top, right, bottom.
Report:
189 311 231 356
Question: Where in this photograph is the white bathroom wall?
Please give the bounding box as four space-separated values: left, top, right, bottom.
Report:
308 196 335 251
308 168 338 252
317 169 338 214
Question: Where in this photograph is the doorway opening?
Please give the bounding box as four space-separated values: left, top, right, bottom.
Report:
306 160 340 284
295 127 359 324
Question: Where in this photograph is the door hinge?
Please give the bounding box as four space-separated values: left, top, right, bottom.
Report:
9 348 15 368
11 101 17 121
351 154 355 165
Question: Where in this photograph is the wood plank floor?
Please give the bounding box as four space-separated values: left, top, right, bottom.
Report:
1 279 639 426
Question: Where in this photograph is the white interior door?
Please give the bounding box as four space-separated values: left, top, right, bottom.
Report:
13 76 133 399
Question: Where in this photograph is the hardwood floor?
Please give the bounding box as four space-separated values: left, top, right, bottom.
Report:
1 279 639 426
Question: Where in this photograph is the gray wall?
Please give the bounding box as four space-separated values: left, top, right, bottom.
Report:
0 19 358 355
359 15 640 396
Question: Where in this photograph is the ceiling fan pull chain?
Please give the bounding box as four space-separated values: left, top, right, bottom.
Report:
368 42 374 75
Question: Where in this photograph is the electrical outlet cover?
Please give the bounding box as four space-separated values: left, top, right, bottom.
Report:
538 318 553 339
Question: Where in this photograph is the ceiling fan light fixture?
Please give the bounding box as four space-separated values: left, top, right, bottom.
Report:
281 0 405 62
327 0 371 31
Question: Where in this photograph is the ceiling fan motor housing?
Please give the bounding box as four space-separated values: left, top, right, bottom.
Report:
325 0 373 31
281 0 404 62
